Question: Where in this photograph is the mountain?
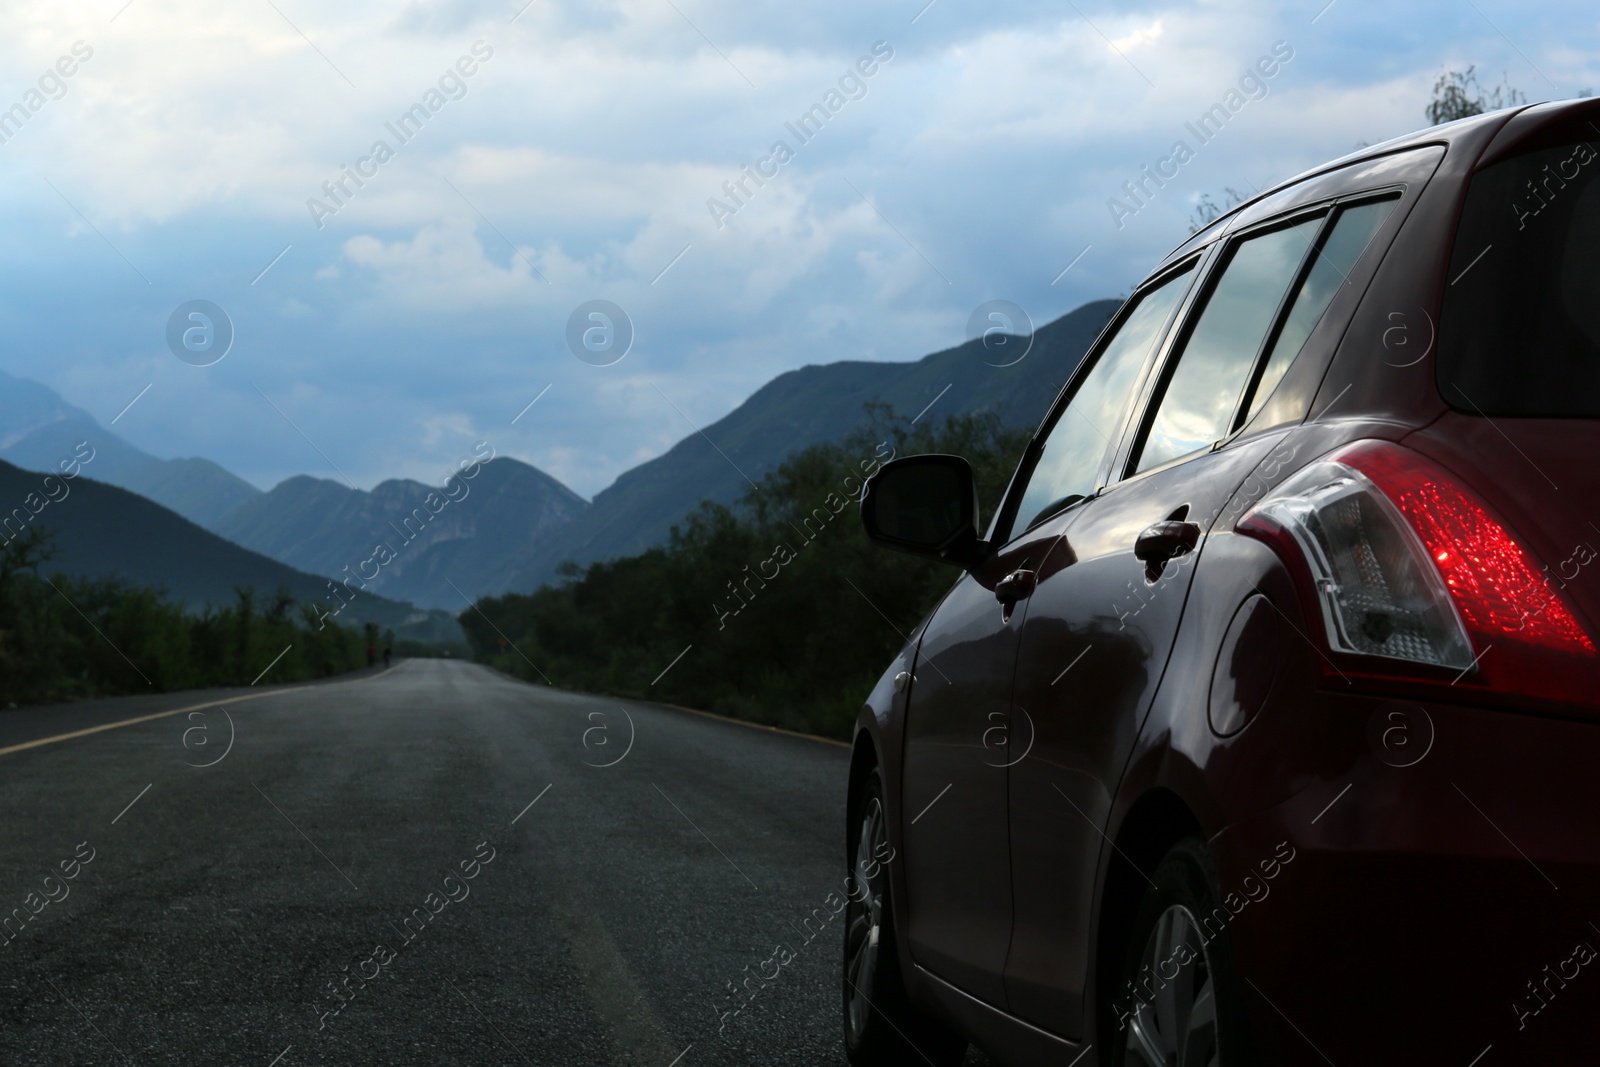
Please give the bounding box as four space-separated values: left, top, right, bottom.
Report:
0 373 97 450
0 458 463 643
0 369 590 611
0 371 262 527
503 299 1121 591
210 456 587 610
1 298 1120 607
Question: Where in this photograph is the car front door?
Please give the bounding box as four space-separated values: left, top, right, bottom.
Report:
1000 197 1401 1035
899 263 1196 1007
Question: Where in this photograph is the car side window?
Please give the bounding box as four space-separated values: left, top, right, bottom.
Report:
1133 214 1325 473
1012 266 1192 533
1244 197 1399 421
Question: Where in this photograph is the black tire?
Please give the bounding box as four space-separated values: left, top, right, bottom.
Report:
1108 836 1257 1067
843 768 967 1067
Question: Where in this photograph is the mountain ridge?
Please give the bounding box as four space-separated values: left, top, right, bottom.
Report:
502 298 1121 591
1 297 1121 607
0 370 262 527
0 457 463 643
211 451 588 610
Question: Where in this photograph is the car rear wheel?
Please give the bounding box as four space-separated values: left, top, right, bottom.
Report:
844 767 967 1067
1112 837 1255 1067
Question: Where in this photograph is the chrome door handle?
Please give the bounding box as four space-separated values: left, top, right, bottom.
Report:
994 569 1037 604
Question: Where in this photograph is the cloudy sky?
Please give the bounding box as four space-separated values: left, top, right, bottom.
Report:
0 0 1593 496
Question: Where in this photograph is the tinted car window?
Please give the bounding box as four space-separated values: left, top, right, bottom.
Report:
1136 216 1323 472
1246 197 1398 420
1013 266 1191 532
1440 138 1600 416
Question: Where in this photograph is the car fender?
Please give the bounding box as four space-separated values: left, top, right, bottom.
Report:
850 632 930 1003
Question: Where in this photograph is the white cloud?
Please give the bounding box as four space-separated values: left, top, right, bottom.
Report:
0 0 1591 501
1111 18 1164 53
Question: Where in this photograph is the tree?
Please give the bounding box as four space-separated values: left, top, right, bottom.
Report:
1187 187 1246 235
0 526 53 602
233 585 256 680
457 406 1035 738
1427 66 1526 125
0 537 371 705
265 585 295 626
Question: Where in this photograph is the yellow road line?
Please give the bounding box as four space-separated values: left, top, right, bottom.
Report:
656 701 851 749
0 664 398 759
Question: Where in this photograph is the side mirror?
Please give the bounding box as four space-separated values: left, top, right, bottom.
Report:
861 454 988 569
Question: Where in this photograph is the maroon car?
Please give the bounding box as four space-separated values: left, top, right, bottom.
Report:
844 97 1600 1066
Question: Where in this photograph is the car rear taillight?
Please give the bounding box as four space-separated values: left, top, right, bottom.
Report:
1237 440 1598 708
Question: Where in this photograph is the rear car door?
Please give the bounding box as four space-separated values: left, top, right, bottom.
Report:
1000 196 1401 1035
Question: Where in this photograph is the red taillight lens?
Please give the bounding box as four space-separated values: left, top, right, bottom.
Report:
1338 442 1594 656
1238 440 1597 708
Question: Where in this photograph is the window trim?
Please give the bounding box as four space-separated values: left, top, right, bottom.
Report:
1117 206 1333 480
1233 190 1404 435
988 254 1202 547
1232 214 1339 428
1111 187 1408 487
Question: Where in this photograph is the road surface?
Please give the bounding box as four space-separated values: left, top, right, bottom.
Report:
0 658 953 1066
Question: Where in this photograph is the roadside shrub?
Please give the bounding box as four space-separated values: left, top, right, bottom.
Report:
0 528 369 706
461 407 1031 739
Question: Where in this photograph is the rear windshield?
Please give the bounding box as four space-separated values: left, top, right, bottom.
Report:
1439 135 1600 417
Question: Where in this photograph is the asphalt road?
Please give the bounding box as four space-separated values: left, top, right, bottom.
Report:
0 658 935 1066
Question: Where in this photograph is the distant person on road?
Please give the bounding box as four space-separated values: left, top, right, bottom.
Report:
383 645 392 669
366 643 376 668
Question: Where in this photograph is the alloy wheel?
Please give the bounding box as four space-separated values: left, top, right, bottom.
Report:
843 793 886 1042
1121 904 1220 1067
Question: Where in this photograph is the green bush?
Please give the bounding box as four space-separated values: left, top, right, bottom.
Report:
0 527 370 706
461 407 1032 739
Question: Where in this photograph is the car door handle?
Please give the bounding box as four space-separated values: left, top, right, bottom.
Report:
1134 520 1200 563
995 569 1037 604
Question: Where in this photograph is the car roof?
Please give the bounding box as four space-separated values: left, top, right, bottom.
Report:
1155 103 1539 267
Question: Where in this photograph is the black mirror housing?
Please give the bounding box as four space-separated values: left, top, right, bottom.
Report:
860 454 988 569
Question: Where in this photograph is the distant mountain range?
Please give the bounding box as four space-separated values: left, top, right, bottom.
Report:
0 458 462 643
0 370 260 527
0 298 1117 611
0 371 587 611
500 299 1119 592
211 457 587 610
